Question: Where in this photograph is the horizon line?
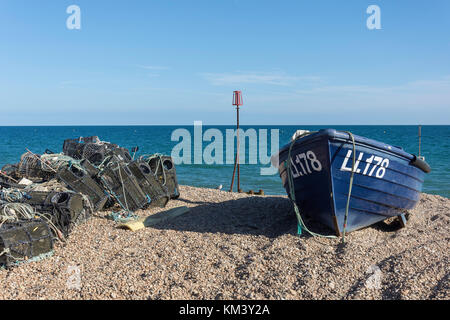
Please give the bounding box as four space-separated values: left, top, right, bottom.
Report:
0 124 448 127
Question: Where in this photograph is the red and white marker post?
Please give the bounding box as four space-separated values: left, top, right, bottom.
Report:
230 91 243 192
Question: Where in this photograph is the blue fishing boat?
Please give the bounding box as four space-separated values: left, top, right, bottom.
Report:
272 129 431 235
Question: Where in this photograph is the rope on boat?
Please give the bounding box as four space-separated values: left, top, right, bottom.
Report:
286 130 356 242
341 131 356 243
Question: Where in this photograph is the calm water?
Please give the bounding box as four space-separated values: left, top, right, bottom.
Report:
0 125 448 198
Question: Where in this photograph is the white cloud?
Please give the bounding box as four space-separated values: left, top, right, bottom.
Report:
137 65 170 70
294 77 450 96
231 75 450 124
201 71 321 86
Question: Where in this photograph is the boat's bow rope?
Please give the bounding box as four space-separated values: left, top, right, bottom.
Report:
286 131 356 242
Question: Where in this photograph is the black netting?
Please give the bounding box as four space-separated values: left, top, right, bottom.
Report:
127 161 170 208
99 157 148 212
106 147 132 163
147 156 180 199
49 192 92 237
82 143 108 165
0 219 53 268
1 164 19 180
21 190 93 238
57 165 109 211
63 136 125 164
16 152 55 182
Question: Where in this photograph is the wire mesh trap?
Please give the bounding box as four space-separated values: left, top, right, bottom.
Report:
145 155 180 199
23 190 93 238
127 161 170 208
17 152 55 182
98 157 148 212
57 164 109 211
0 219 53 268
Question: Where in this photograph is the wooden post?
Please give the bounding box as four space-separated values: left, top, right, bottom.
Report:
230 106 240 192
237 106 240 192
230 91 243 192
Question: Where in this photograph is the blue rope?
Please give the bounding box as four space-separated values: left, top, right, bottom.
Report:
108 210 137 223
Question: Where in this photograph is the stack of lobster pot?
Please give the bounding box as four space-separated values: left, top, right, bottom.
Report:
0 185 93 267
59 136 177 211
0 136 183 268
1 135 180 224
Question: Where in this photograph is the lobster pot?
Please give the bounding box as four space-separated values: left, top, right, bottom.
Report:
62 136 129 165
23 191 93 237
106 147 132 163
63 136 116 164
148 156 180 199
57 165 109 211
49 192 92 237
22 190 52 207
63 136 102 160
81 143 110 165
17 152 54 182
0 165 22 189
79 159 100 177
83 144 132 166
99 160 148 212
1 164 20 181
0 177 20 190
0 219 53 268
127 161 170 208
62 140 83 160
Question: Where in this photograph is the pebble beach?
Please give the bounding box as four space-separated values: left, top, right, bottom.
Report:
0 185 448 300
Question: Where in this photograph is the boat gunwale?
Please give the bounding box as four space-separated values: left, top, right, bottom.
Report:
275 129 424 167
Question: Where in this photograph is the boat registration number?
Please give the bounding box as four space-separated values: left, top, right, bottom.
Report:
290 151 323 178
340 150 390 179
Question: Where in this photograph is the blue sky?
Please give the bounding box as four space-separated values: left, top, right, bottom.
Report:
0 0 449 125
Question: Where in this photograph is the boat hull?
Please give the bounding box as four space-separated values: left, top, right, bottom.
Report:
275 129 429 234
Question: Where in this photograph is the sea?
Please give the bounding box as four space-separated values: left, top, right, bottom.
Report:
0 125 448 198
